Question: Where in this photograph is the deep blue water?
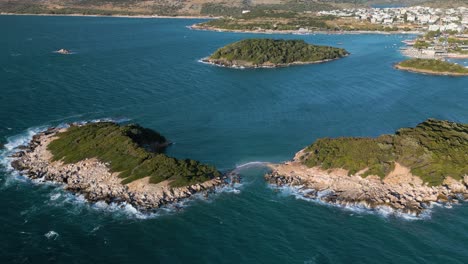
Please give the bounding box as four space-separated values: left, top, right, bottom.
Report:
0 16 467 264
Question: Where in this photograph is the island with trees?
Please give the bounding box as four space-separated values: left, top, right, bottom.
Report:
266 119 468 215
395 59 468 76
203 39 349 68
10 122 238 210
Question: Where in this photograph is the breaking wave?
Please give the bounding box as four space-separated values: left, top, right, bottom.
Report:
270 184 438 221
234 161 271 171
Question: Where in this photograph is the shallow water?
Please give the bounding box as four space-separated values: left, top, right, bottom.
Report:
1 15 467 263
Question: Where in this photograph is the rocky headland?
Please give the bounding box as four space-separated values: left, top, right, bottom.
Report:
10 122 239 211
395 59 468 76
265 119 468 215
203 39 349 69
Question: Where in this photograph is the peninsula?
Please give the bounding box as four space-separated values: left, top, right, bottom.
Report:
265 119 468 215
203 39 349 68
395 59 468 76
10 122 238 210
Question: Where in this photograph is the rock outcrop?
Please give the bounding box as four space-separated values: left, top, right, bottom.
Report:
56 49 71 55
265 160 467 215
265 119 468 215
10 126 239 211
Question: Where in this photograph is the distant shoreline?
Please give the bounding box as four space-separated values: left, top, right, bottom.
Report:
0 12 217 19
395 64 468 76
189 24 423 35
1 13 423 35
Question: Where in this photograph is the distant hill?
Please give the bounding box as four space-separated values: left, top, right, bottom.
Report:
0 0 466 16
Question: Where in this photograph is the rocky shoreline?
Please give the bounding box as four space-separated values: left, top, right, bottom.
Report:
10 127 239 211
265 149 468 215
395 64 468 76
201 57 342 69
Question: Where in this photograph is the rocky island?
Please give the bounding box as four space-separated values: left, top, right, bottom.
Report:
202 39 349 68
396 59 468 76
266 119 468 215
10 122 238 210
55 49 71 55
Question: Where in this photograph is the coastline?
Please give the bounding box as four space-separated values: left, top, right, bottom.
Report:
1 13 422 35
394 64 468 76
200 55 348 69
189 24 423 35
0 12 218 19
265 148 468 215
9 126 239 211
400 47 468 60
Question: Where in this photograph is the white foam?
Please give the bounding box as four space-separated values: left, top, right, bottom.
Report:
198 58 246 69
235 161 270 170
50 193 61 201
52 50 77 55
40 180 244 220
271 184 431 220
44 231 59 240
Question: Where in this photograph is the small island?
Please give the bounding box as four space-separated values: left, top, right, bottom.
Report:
266 119 468 215
202 39 349 68
55 49 71 55
10 122 238 210
395 59 468 76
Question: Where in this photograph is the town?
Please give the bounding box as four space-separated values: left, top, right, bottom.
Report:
319 6 468 33
320 6 468 59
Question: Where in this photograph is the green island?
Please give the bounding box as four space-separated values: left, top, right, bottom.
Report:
396 59 468 76
300 119 468 186
203 39 349 68
47 122 221 187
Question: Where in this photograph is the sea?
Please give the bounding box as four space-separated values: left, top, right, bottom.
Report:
0 15 467 264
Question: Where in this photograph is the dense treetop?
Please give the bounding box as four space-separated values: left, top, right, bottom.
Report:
300 119 468 186
209 39 349 65
48 122 221 187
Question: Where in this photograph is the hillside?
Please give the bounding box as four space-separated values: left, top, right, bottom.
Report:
1 0 462 17
47 122 221 187
300 119 468 186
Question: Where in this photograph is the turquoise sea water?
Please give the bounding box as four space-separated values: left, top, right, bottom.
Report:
1 16 468 263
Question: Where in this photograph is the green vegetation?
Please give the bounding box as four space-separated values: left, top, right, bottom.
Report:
200 14 334 31
198 13 403 33
47 122 221 187
424 30 440 40
398 59 468 74
0 0 182 16
301 119 468 186
209 39 348 65
1 0 466 16
413 40 430 49
447 37 468 54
